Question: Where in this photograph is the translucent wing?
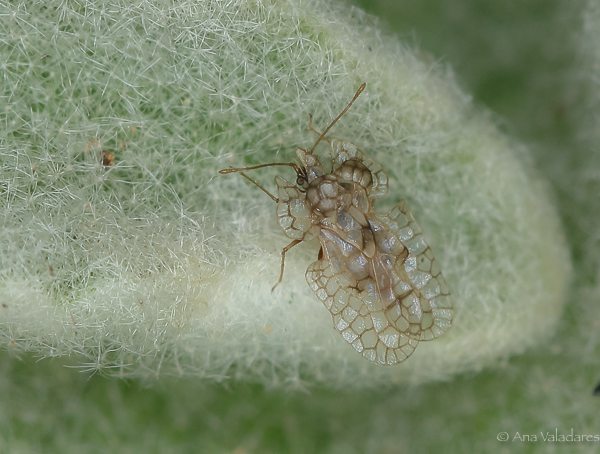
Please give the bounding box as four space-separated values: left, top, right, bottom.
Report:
371 200 453 341
329 140 388 199
274 175 319 241
306 231 419 365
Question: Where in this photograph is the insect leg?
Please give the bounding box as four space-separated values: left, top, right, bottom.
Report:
239 172 279 202
219 162 303 202
271 239 302 292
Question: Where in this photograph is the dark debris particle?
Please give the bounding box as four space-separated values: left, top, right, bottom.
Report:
102 150 115 167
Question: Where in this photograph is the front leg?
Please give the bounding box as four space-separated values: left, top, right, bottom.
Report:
271 239 302 292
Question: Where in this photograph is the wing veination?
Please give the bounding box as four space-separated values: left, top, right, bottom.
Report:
373 200 454 341
275 175 319 241
306 257 419 366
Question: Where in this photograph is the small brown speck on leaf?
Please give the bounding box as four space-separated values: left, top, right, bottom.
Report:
102 150 115 167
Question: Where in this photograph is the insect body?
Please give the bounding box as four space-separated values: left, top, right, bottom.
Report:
220 84 453 365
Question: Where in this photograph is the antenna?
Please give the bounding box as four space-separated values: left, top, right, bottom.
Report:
308 82 366 155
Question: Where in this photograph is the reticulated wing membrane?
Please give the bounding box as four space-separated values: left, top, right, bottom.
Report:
275 175 319 241
373 200 453 341
329 140 388 199
305 232 419 365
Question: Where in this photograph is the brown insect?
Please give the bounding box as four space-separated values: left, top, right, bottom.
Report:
220 83 453 365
